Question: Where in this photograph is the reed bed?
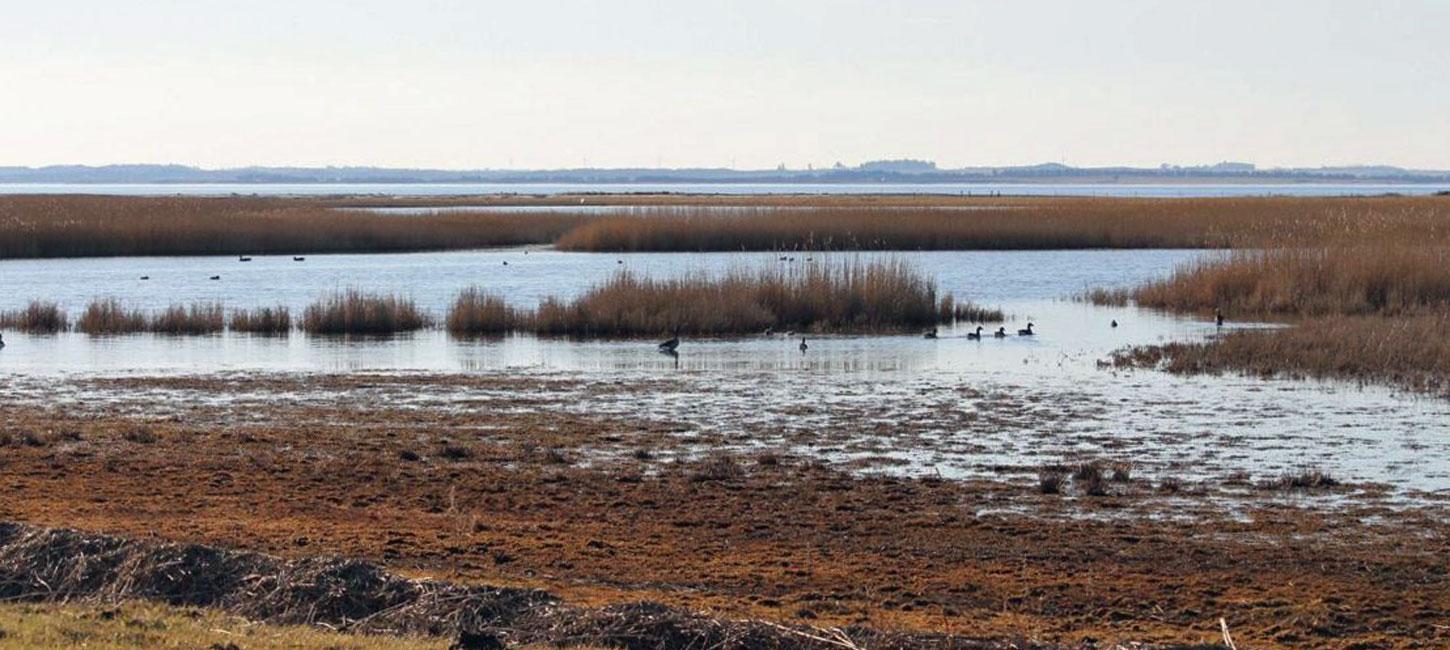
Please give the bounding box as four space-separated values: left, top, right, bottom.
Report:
1111 315 1450 397
229 306 293 335
302 290 431 335
0 301 68 333
446 287 524 336
0 195 589 259
76 298 149 335
447 260 982 337
1123 246 1450 317
7 195 1450 258
149 302 225 335
553 196 1450 252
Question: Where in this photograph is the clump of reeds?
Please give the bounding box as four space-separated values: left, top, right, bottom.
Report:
446 288 523 336
149 303 225 335
939 295 1005 323
1256 468 1340 491
1037 469 1067 495
229 306 292 335
301 290 431 335
76 298 148 335
0 301 68 334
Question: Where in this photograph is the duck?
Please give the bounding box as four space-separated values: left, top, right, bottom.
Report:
993 327 1008 338
799 337 809 353
502 261 509 266
658 333 680 353
293 256 306 262
139 276 150 281
209 275 221 281
1111 319 1118 328
923 327 938 339
763 326 775 336
966 326 984 340
238 255 252 262
1017 322 1035 336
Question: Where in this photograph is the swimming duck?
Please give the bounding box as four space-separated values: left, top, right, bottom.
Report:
209 275 221 281
1111 319 1118 328
1017 322 1035 336
923 327 938 339
966 326 984 340
993 327 1008 338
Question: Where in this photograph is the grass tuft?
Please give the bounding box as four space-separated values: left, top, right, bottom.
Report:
301 290 430 335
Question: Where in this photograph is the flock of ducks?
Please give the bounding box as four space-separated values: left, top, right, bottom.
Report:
658 320 1054 355
131 254 305 282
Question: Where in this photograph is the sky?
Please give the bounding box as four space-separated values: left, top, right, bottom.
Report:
2 0 1448 170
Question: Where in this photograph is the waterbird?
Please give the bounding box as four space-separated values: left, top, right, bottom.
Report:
1017 322 1035 336
1111 319 1118 328
1215 309 1225 328
658 333 680 353
238 255 252 262
139 276 150 281
799 337 808 353
993 327 1008 338
966 326 984 340
502 261 509 266
923 327 938 339
763 327 774 336
0 333 5 349
293 256 306 262
209 275 221 281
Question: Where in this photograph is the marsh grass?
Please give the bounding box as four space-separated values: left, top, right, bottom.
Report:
229 306 293 335
76 298 148 335
0 301 68 333
447 259 973 337
301 290 431 335
148 302 225 335
0 195 589 258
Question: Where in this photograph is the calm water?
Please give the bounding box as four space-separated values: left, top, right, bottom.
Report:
3 248 1448 493
5 182 1450 197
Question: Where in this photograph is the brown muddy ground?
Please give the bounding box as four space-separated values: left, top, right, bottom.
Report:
1 374 1447 649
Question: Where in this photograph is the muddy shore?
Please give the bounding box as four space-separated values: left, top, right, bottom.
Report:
1 373 1447 649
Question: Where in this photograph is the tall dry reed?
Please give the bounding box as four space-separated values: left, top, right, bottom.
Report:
302 290 431 335
0 301 68 333
229 307 292 335
446 288 523 336
149 303 225 335
76 299 148 335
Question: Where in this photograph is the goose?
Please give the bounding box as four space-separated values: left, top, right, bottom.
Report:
923 327 938 339
966 326 984 340
658 333 680 353
1017 322 1035 336
763 326 774 336
238 255 252 262
1111 319 1118 328
209 275 221 281
993 327 1008 338
293 256 306 262
799 337 808 353
1215 310 1225 328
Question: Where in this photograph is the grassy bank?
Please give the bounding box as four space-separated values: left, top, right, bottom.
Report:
0 602 448 650
0 195 588 258
5 195 1449 258
553 196 1450 252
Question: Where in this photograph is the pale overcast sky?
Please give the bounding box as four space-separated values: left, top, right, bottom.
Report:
2 1 1447 169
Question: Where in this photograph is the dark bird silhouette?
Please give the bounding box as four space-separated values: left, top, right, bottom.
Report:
799 337 808 353
1215 310 1225 328
0 333 6 349
209 275 221 281
966 325 984 340
1111 319 1118 328
923 327 938 339
658 333 680 353
139 276 150 281
293 256 306 262
238 255 252 262
994 327 1008 338
1017 322 1035 336
502 261 509 266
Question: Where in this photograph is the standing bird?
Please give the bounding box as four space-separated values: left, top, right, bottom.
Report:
799 337 808 353
994 327 1008 338
923 327 938 339
1215 309 1225 328
1017 322 1036 336
658 333 680 353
